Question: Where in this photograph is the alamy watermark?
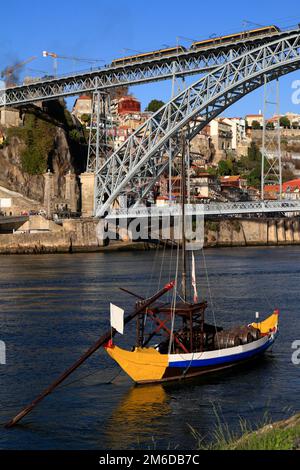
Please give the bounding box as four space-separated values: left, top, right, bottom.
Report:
291 340 300 365
291 80 300 105
96 203 205 249
0 340 6 365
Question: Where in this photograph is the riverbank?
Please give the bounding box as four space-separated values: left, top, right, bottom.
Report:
206 412 300 450
0 216 300 254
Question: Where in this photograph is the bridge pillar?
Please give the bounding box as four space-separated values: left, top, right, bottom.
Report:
80 172 95 218
277 219 286 244
267 219 278 245
293 219 300 242
65 171 77 213
43 170 55 218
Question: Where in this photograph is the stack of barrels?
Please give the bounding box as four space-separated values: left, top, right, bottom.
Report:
214 325 261 350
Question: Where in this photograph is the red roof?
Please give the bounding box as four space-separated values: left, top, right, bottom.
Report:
78 95 91 100
220 175 244 182
264 178 300 193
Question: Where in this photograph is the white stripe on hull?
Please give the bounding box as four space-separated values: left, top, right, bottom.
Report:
168 335 273 364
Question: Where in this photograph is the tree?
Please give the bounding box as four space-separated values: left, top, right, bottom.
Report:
81 114 91 124
247 141 262 162
69 129 81 143
237 142 263 188
266 122 274 130
251 120 261 130
280 116 291 128
218 159 232 176
145 99 165 113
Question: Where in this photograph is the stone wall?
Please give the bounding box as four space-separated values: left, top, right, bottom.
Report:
0 218 103 254
205 217 300 247
1 216 300 254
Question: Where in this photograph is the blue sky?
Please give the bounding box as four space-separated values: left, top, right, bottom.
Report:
1 0 300 117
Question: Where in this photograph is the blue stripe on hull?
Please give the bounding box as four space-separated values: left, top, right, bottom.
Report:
169 338 273 368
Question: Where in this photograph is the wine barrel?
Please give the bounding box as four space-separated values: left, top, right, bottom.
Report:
214 332 241 349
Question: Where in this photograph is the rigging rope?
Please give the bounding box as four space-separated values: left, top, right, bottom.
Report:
146 239 161 298
168 241 180 355
201 249 220 349
157 240 167 292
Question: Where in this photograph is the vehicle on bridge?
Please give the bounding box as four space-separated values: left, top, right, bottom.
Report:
191 25 281 50
111 45 187 67
110 26 281 68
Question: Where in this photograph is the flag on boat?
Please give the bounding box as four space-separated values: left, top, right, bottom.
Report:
191 252 198 303
110 303 125 334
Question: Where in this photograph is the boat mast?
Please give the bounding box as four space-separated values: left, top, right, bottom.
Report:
181 130 187 302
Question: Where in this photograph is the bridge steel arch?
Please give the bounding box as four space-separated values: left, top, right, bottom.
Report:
95 32 300 217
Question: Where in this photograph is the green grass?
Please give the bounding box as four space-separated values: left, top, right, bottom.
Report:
228 424 300 450
189 405 300 450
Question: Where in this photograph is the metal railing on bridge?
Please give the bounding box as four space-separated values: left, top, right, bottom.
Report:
105 200 300 220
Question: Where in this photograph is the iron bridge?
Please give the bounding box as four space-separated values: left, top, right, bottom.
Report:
0 27 299 107
95 31 300 217
105 200 300 219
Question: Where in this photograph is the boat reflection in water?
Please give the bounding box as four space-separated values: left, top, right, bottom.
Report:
105 385 171 449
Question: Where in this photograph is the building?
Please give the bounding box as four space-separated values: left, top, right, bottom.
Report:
72 86 130 123
190 172 219 199
72 95 92 123
118 96 141 115
222 117 247 149
0 185 40 216
245 113 264 128
246 186 260 201
0 107 21 127
109 86 129 118
205 118 233 161
220 175 247 190
285 112 300 128
110 126 132 149
264 178 300 200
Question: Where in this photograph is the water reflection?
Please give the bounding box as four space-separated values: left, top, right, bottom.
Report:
106 385 170 449
0 249 299 449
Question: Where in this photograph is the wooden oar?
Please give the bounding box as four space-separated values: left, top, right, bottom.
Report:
5 281 175 428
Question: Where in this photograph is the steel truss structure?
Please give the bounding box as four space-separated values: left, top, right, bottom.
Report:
105 200 300 219
261 77 282 198
0 28 298 107
87 91 112 172
95 32 300 217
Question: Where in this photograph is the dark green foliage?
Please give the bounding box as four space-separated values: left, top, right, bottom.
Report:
218 159 234 176
69 129 82 143
145 99 165 113
6 100 88 175
19 114 56 175
280 116 291 128
81 113 91 124
251 120 261 129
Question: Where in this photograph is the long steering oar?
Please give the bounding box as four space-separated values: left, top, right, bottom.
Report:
5 281 175 428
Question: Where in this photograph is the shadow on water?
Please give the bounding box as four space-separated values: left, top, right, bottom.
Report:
104 354 277 449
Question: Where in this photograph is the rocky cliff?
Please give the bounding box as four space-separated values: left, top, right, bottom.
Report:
0 102 87 204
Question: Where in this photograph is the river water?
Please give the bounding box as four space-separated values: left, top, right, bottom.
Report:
0 247 299 449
